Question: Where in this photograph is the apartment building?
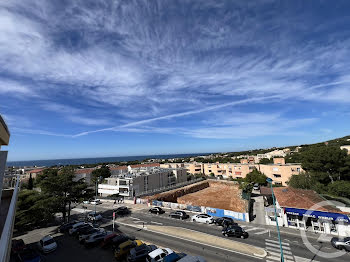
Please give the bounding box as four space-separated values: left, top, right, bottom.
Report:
182 157 303 186
0 115 20 262
98 166 187 197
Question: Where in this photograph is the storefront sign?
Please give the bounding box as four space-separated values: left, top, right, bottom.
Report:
285 207 350 223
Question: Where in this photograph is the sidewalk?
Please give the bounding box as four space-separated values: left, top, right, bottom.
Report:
118 222 267 258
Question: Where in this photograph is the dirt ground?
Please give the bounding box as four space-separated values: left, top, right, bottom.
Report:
177 181 248 213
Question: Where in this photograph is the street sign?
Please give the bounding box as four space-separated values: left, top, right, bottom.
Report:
113 212 115 218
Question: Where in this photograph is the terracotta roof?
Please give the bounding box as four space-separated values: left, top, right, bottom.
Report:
75 168 95 174
260 186 272 196
110 166 128 171
273 187 343 213
28 168 45 173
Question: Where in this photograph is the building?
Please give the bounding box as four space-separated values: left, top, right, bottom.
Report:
181 158 303 185
74 168 95 185
257 158 302 186
22 167 46 180
0 115 20 262
265 187 350 237
98 166 187 197
340 145 350 155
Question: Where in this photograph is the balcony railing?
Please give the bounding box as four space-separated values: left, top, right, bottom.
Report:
0 175 20 262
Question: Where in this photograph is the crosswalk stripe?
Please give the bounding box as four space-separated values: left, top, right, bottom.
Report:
266 242 291 250
266 256 294 262
294 256 320 262
244 227 261 232
266 238 291 246
253 229 269 235
266 245 293 255
267 250 294 260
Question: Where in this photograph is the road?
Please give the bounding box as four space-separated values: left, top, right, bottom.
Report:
74 203 350 262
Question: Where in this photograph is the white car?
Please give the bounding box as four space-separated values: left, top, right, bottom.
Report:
83 200 90 204
38 235 57 253
87 212 103 221
146 248 174 262
90 199 101 205
191 214 214 224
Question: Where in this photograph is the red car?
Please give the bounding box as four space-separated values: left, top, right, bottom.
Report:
100 232 119 249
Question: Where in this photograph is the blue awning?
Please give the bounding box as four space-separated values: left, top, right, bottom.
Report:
285 207 350 223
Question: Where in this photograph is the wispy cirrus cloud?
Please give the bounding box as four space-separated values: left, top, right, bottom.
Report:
1 0 350 146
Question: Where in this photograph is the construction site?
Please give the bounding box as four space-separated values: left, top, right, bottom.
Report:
146 180 249 213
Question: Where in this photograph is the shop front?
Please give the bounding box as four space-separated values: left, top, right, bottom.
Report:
284 207 350 236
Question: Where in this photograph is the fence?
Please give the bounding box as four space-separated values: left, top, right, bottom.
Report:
136 177 204 197
151 200 249 222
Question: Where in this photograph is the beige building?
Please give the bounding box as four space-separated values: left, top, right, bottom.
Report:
180 157 303 186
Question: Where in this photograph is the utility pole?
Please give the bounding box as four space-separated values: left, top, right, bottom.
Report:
266 178 284 262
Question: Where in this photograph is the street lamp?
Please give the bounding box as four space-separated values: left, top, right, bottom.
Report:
95 176 103 215
266 177 284 262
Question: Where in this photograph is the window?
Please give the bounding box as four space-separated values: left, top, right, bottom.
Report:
273 174 281 178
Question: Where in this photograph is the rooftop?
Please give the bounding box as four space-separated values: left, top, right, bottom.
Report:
273 187 345 213
0 115 10 145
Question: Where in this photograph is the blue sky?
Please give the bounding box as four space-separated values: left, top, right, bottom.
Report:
1 0 350 161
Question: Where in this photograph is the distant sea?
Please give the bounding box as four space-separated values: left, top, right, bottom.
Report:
7 153 211 167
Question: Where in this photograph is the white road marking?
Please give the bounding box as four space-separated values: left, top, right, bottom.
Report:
267 250 294 260
254 230 269 235
294 255 320 262
130 217 140 220
266 246 293 255
265 242 291 251
265 239 291 246
150 221 163 225
133 220 146 223
244 227 261 232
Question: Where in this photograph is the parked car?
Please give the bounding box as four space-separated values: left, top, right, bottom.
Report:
84 231 107 248
68 221 86 235
331 237 350 251
69 223 91 236
115 206 130 216
16 248 41 262
83 199 91 204
37 235 57 253
149 207 165 214
100 232 119 249
75 224 94 237
111 234 135 250
163 252 187 262
87 212 103 221
90 199 102 205
213 217 237 227
78 227 101 243
177 255 206 262
191 214 213 224
114 240 143 260
222 225 249 239
58 220 78 233
169 211 189 220
127 244 158 262
146 248 174 262
11 239 26 254
253 183 260 191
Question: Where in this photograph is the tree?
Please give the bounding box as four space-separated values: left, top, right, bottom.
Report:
301 146 350 183
259 158 273 164
39 166 93 222
328 181 350 199
15 190 56 230
28 174 34 190
91 165 111 185
244 169 267 185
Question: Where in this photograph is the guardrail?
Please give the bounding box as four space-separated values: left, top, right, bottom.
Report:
0 175 20 262
136 178 205 197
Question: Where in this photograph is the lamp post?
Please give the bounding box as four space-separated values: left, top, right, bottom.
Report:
266 178 284 262
95 176 103 215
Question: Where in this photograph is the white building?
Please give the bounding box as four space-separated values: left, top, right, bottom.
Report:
98 166 187 197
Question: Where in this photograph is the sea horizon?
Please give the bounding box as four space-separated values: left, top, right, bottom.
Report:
6 152 213 167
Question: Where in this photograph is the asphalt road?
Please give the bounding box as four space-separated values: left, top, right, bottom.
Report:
74 203 350 262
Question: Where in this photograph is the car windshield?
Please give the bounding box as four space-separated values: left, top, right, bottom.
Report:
44 239 55 245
